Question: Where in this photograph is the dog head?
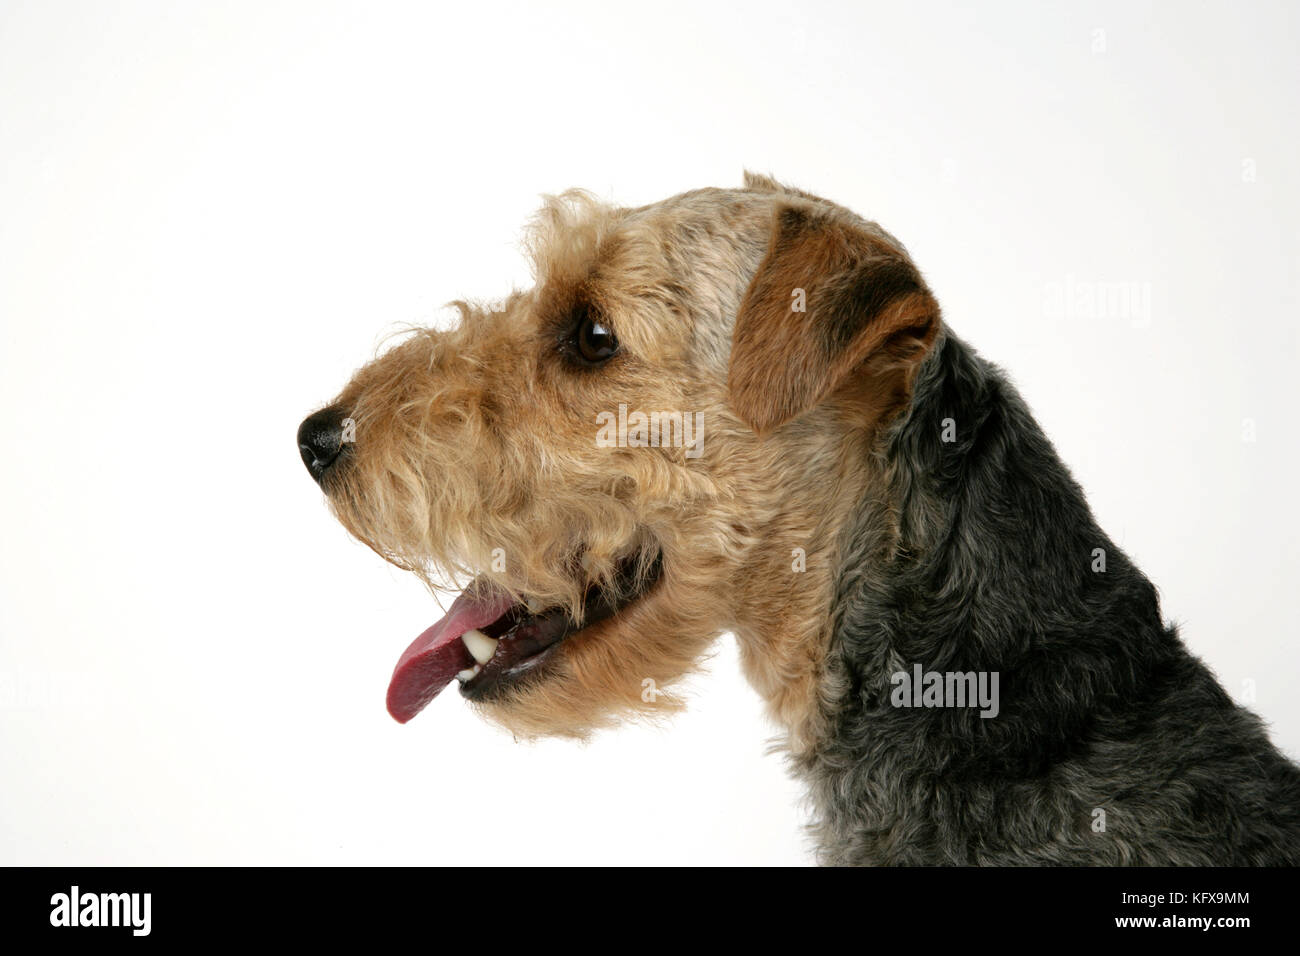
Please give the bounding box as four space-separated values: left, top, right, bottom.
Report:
297 173 940 745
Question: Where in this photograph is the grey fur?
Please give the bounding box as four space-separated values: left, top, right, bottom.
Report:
799 328 1300 865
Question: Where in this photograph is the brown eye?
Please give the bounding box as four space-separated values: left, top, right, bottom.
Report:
575 314 619 364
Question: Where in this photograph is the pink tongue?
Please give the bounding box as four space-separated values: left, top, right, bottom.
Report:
386 590 515 723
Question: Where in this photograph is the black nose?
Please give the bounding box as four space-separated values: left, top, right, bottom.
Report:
298 406 348 483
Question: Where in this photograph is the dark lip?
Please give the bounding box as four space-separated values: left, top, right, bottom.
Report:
460 549 664 702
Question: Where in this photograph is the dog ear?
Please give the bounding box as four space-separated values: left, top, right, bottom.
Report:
728 201 941 434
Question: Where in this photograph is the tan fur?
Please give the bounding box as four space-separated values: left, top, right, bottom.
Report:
316 175 940 753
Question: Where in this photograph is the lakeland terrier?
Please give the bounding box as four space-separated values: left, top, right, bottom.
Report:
297 173 1300 865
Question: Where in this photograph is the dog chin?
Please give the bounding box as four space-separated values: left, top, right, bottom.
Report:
468 567 713 740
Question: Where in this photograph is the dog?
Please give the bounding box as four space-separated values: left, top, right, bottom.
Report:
297 173 1300 864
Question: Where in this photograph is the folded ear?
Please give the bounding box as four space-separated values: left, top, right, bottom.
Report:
728 201 941 434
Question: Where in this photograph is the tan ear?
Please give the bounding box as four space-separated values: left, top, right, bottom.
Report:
728 201 941 434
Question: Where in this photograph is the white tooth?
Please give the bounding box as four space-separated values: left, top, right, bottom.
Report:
462 628 498 665
526 597 545 614
456 664 482 683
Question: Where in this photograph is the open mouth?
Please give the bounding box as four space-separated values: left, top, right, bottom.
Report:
386 549 663 723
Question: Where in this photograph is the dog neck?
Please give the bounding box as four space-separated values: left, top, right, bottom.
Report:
801 330 1175 860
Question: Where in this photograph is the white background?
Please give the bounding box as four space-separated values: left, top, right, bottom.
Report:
2 0 1297 866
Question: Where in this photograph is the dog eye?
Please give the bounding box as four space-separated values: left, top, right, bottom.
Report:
574 314 619 364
